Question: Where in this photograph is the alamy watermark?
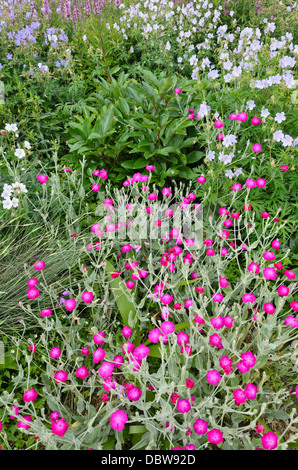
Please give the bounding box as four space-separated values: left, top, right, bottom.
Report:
93 196 204 248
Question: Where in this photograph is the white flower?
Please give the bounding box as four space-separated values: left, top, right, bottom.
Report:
82 34 87 41
273 130 284 142
11 197 19 207
224 73 233 83
198 102 210 117
15 148 25 159
1 189 12 198
5 123 18 132
165 41 171 51
206 150 215 161
261 108 270 119
279 56 295 68
282 135 293 147
189 54 198 66
275 112 286 123
24 141 31 149
231 66 242 78
223 134 237 147
2 198 12 209
208 69 219 79
247 100 255 110
234 167 243 176
223 60 233 71
225 169 234 179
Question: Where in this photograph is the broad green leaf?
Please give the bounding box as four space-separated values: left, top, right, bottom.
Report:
105 260 137 325
129 425 147 434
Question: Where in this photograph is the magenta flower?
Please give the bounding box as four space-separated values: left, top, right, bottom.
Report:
27 287 40 299
40 308 52 317
113 355 124 367
122 326 132 338
251 117 261 125
126 280 135 289
184 299 193 309
262 431 278 450
91 183 100 192
160 293 173 305
290 301 298 312
23 388 38 403
277 285 289 297
210 315 224 330
263 303 275 315
241 351 256 369
245 383 258 400
263 267 277 280
9 406 19 419
242 293 256 303
176 399 191 414
133 344 150 361
206 370 221 386
193 419 208 435
64 298 77 311
93 347 106 363
27 278 38 287
81 291 94 303
207 429 223 445
110 410 128 431
252 143 262 153
284 270 296 280
210 333 223 349
17 415 32 430
263 250 276 261
177 331 189 345
256 178 266 188
233 389 247 406
127 386 142 401
76 365 89 379
219 276 230 288
98 362 114 378
36 174 48 183
214 120 223 128
247 262 260 274
197 176 206 184
93 332 105 345
219 355 233 370
122 340 135 354
280 165 289 172
245 178 256 189
50 347 61 359
28 344 36 353
212 293 224 303
34 260 45 271
52 417 69 437
237 112 247 122
81 346 90 356
148 328 161 344
232 183 241 192
54 371 68 383
160 321 175 335
99 169 108 179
